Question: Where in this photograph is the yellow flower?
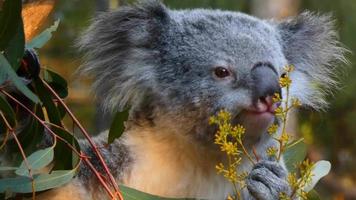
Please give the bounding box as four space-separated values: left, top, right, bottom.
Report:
267 124 279 135
287 173 298 188
280 133 290 143
266 146 278 157
283 65 295 73
275 106 284 118
279 76 292 88
279 192 292 200
272 93 282 103
292 98 302 107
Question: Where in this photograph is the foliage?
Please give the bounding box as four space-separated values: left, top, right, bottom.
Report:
210 66 331 200
0 1 194 200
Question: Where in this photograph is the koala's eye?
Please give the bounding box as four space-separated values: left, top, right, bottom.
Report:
214 67 231 78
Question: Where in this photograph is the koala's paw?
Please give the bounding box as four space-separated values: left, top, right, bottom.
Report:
245 160 291 200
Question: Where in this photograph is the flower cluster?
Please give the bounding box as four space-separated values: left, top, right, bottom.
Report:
209 110 252 200
211 65 317 200
280 159 315 200
267 65 302 161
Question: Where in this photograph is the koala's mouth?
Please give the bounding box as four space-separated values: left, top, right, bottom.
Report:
235 97 279 137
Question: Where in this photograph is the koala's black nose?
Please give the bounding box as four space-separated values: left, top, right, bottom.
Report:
251 62 281 103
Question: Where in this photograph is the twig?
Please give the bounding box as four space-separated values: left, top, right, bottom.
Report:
238 141 256 165
83 157 115 199
0 111 36 200
0 90 116 199
252 146 260 162
41 79 123 200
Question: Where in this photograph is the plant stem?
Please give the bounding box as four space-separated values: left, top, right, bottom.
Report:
239 141 256 165
0 111 36 200
1 90 116 199
277 84 290 161
41 80 123 200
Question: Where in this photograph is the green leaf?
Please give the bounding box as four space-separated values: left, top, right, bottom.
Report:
15 146 54 177
283 140 307 173
4 18 25 70
0 94 16 128
0 169 78 193
306 190 321 200
303 160 331 192
0 54 40 103
0 0 22 50
119 185 193 200
26 20 60 49
42 69 68 98
33 78 62 125
108 109 129 144
16 104 44 155
51 126 80 170
0 167 18 171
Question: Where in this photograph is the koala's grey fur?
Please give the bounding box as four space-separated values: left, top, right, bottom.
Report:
62 1 347 200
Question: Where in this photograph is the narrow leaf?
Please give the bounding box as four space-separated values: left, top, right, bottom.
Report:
108 109 129 144
33 78 62 125
303 160 331 192
15 146 54 177
0 54 40 103
3 18 25 70
119 185 193 200
306 190 321 200
0 0 22 50
50 126 80 170
26 20 59 49
42 69 68 98
283 140 307 173
0 168 78 193
0 167 18 171
0 95 16 127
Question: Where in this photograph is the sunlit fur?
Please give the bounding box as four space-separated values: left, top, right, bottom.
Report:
36 0 347 199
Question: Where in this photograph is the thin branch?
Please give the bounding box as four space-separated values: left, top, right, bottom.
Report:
0 111 36 200
83 157 115 199
41 79 123 200
0 90 116 199
252 146 260 162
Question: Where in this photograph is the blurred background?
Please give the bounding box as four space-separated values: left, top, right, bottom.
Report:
36 0 356 199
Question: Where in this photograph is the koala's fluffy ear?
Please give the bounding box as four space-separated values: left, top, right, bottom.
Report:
277 12 348 109
78 0 168 112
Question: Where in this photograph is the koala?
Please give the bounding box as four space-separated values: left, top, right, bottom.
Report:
36 1 346 200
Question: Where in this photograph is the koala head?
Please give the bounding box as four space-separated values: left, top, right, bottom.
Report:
79 0 346 142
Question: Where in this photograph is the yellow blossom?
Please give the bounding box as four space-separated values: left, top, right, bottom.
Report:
267 124 279 135
266 146 278 158
279 76 292 88
272 93 282 103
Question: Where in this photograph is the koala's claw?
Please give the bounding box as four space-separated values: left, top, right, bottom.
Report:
246 160 291 200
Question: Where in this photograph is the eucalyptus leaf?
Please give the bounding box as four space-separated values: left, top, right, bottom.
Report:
15 146 54 177
0 94 16 128
42 69 68 98
120 185 193 200
283 140 307 173
303 160 331 192
26 20 60 49
0 0 22 50
33 78 62 125
4 19 25 70
108 109 129 144
0 169 78 193
16 104 44 155
306 190 321 200
0 54 40 103
0 167 18 171
51 126 80 170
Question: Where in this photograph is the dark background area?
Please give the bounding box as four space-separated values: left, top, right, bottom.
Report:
37 0 356 199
